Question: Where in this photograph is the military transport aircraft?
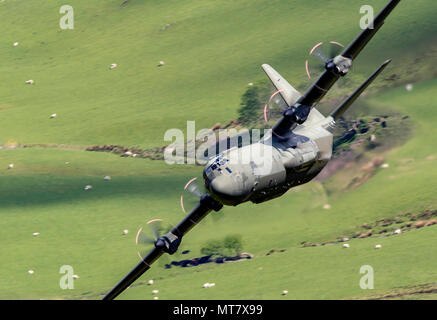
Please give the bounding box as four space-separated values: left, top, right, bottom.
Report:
103 0 401 300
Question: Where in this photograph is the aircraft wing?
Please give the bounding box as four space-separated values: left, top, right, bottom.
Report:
298 0 401 106
103 196 222 300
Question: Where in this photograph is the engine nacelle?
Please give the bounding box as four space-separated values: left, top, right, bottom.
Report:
325 55 352 76
155 232 181 255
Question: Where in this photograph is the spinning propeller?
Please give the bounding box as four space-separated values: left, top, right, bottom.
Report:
180 177 204 214
305 41 345 80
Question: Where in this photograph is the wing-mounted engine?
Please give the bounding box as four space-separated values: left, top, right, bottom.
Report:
326 55 352 76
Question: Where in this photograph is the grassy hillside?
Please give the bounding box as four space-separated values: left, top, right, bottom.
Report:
0 0 436 300
0 0 435 148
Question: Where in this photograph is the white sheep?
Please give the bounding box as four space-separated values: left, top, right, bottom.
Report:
104 176 111 181
122 229 129 235
323 204 331 210
405 84 413 92
124 151 133 156
25 80 34 84
109 63 117 70
158 61 165 67
282 290 288 295
13 42 19 47
343 243 350 248
32 232 40 237
28 270 34 274
8 163 14 169
72 275 79 279
381 163 389 169
84 185 93 191
152 289 159 295
375 244 382 249
153 297 159 300
148 279 154 286
394 229 401 235
50 113 57 119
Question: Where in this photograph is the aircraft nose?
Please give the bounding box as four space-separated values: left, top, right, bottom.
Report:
209 175 248 205
210 176 230 196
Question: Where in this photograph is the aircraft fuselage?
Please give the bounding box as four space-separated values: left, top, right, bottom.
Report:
204 109 335 206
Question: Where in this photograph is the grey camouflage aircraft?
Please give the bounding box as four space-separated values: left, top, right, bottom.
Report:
104 0 401 300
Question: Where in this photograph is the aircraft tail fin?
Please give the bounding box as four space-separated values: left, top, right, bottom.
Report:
262 64 302 107
330 59 391 120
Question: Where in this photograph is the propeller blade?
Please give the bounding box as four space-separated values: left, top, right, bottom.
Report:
329 41 344 58
184 178 203 198
147 219 163 240
310 42 329 63
135 227 155 246
264 90 288 124
181 178 204 214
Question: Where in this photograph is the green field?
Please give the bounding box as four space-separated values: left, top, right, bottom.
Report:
0 0 436 300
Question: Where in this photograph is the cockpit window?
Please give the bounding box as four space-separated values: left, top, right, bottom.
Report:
209 156 229 172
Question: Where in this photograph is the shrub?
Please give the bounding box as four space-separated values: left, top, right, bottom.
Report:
200 235 243 257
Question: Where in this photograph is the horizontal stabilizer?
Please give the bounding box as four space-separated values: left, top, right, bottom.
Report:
330 59 391 120
262 64 302 107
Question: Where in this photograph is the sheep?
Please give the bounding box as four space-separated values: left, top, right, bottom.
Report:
248 83 253 86
109 63 117 70
148 279 154 286
375 244 382 249
50 113 57 119
72 275 79 279
32 232 40 237
84 185 93 191
25 80 34 84
153 297 159 300
8 164 14 169
104 176 111 181
123 151 133 157
343 243 350 248
13 42 19 47
28 270 34 274
323 204 331 210
152 289 159 295
394 229 401 235
158 61 165 67
405 84 413 92
122 229 129 235
202 283 215 288
282 290 288 296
